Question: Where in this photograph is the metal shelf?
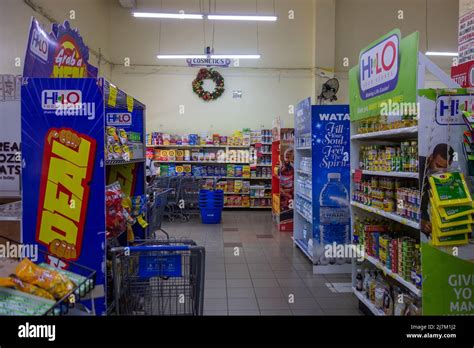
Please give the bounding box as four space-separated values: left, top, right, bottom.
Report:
351 201 420 229
350 126 418 140
364 254 422 297
295 208 312 224
293 238 314 262
106 158 146 165
352 169 419 179
353 287 385 316
153 161 250 164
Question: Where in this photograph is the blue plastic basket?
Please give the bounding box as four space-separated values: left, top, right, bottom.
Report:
200 208 222 224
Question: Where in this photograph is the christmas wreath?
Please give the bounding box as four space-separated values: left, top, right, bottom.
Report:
192 68 225 101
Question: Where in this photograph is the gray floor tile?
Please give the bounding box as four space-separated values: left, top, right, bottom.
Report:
228 297 259 311
204 310 228 316
247 263 272 271
224 256 247 264
226 278 253 288
204 288 227 299
204 298 228 311
309 286 341 298
253 287 284 298
245 256 268 264
277 278 307 287
323 308 364 315
292 263 313 271
227 287 256 299
302 277 328 288
249 270 276 279
257 297 290 310
280 286 313 298
206 271 226 279
225 264 248 272
205 279 226 288
273 270 301 279
316 296 358 309
252 278 279 288
226 270 251 279
260 309 292 316
270 263 295 271
296 270 316 279
288 297 321 310
228 310 260 316
291 308 325 316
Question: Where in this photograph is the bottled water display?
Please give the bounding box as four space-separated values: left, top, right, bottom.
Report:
318 173 350 265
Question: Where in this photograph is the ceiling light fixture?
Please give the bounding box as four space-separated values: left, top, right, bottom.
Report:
207 14 277 21
157 55 207 59
211 54 261 59
425 51 459 57
133 12 204 19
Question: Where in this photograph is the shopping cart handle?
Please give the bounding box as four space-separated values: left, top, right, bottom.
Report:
127 245 190 252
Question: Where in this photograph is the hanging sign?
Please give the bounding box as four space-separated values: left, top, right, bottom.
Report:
186 58 231 67
451 61 474 87
23 17 98 78
349 30 419 121
458 10 474 64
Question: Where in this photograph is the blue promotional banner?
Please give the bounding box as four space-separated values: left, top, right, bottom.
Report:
295 97 312 138
23 18 98 78
311 105 351 265
21 78 106 313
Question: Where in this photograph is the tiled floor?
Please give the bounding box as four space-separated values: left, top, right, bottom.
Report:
162 210 363 316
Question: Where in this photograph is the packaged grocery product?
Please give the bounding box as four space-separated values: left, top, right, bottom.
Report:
227 165 235 177
430 204 473 228
106 126 119 144
235 165 243 177
176 150 184 161
243 165 251 178
432 233 469 246
15 259 75 300
0 277 55 300
175 166 184 176
220 136 227 145
162 134 170 146
433 199 474 220
168 150 176 161
160 150 168 161
234 180 243 193
118 129 128 145
429 172 472 207
213 134 220 145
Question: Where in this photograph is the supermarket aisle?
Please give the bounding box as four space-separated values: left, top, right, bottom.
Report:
162 211 362 315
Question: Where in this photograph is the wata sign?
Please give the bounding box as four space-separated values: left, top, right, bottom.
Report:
359 33 400 100
106 112 132 126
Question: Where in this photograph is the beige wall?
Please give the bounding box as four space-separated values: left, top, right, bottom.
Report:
0 0 113 78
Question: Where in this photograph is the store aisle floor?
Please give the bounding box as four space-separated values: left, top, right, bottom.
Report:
162 211 363 316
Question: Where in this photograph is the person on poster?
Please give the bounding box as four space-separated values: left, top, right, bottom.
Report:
420 143 455 237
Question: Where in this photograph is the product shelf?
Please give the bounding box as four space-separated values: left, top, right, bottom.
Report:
224 192 249 195
364 254 422 297
351 201 420 229
296 169 311 176
256 164 272 167
106 158 146 166
153 160 250 165
350 126 418 140
147 144 249 149
293 238 314 262
296 192 312 203
295 207 312 224
296 146 312 150
352 287 385 316
352 169 419 179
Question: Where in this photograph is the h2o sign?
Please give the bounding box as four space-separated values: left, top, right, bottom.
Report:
41 90 82 110
106 113 132 126
30 28 49 62
359 33 399 100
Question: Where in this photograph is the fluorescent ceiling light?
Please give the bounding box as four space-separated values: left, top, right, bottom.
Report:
211 54 261 59
157 55 207 59
425 51 459 57
133 12 203 19
207 15 277 21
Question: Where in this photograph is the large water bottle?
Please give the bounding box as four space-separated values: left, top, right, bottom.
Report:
318 173 350 265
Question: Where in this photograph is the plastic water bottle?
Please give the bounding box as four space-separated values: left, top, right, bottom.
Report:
318 173 350 265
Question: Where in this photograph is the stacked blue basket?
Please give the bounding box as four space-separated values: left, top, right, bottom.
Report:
199 189 224 224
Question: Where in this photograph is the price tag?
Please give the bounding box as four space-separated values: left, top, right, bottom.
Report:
108 85 117 107
353 169 363 183
126 95 134 112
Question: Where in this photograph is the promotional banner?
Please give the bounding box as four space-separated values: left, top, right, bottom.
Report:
417 89 474 314
312 105 351 265
0 75 21 197
451 60 474 87
186 58 231 67
349 30 419 121
23 18 98 78
21 78 106 313
278 128 294 232
458 10 474 64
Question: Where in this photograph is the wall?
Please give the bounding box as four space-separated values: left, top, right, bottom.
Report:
0 0 113 78
112 65 312 133
109 0 315 133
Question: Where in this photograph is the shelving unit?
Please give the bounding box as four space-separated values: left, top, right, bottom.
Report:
351 169 418 179
352 288 385 316
350 126 418 140
152 160 250 164
350 201 420 229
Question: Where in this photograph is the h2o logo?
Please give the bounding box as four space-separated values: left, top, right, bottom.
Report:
30 28 49 62
106 113 132 126
41 90 82 110
359 33 399 100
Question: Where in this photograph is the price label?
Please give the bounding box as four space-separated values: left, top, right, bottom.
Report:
126 95 134 112
353 169 363 183
108 85 117 107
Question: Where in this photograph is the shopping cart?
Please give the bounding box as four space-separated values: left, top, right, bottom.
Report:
110 239 205 316
150 176 180 222
146 186 172 239
177 177 201 221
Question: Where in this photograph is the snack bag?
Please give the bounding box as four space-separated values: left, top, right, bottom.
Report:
213 134 220 145
176 150 184 161
15 259 75 299
176 166 184 176
243 165 251 178
118 129 128 145
0 277 55 301
153 149 161 161
227 164 235 177
235 165 243 177
122 145 131 161
162 134 170 146
168 150 176 161
234 180 243 193
429 172 472 207
106 126 119 144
